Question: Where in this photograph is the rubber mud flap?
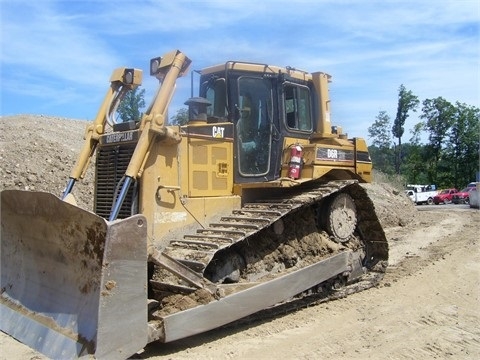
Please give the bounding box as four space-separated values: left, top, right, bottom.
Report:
0 190 148 359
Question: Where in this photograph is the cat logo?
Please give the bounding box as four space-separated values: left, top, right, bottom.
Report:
212 126 225 138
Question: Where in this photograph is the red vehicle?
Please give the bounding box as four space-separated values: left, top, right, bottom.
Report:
433 188 458 204
452 187 475 204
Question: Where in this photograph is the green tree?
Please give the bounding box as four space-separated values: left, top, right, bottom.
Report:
117 87 146 122
392 84 420 174
368 111 394 173
368 111 392 148
170 107 189 125
446 102 480 187
403 122 425 183
421 97 455 184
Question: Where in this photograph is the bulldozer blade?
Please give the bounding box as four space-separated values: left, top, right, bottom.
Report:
0 190 148 359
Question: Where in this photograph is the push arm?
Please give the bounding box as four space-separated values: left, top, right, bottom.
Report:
63 67 142 199
109 50 191 221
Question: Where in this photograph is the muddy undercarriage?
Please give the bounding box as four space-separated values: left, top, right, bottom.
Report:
146 180 388 341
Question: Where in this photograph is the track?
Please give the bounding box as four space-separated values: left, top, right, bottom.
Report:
149 180 388 314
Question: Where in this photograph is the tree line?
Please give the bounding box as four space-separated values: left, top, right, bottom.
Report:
368 84 479 189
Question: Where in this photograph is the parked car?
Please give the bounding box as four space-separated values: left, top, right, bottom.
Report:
452 187 475 204
469 187 479 209
433 188 458 204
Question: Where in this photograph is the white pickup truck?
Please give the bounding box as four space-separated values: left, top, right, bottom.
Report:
405 184 438 205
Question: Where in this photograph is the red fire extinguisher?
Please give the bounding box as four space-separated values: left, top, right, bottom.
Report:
288 144 303 179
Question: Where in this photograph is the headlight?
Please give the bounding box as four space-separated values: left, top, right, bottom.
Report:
123 69 134 85
150 57 161 75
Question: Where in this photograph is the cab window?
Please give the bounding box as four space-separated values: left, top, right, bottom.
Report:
203 77 227 119
284 83 312 132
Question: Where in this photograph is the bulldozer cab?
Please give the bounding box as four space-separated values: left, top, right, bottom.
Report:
200 63 315 183
201 68 278 181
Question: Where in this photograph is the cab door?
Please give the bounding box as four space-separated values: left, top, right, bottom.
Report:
235 76 280 182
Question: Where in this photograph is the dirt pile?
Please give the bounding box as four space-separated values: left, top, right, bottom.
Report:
0 114 416 230
0 115 95 209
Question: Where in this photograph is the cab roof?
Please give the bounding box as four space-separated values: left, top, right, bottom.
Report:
200 61 325 82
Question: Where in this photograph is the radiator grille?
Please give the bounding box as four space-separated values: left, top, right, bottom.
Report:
95 144 137 219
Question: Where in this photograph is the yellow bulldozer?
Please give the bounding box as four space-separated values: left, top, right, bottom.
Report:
0 50 388 359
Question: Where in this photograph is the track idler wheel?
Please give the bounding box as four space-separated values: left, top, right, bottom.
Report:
322 193 357 243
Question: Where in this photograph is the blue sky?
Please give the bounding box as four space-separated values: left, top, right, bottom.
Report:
1 0 479 142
